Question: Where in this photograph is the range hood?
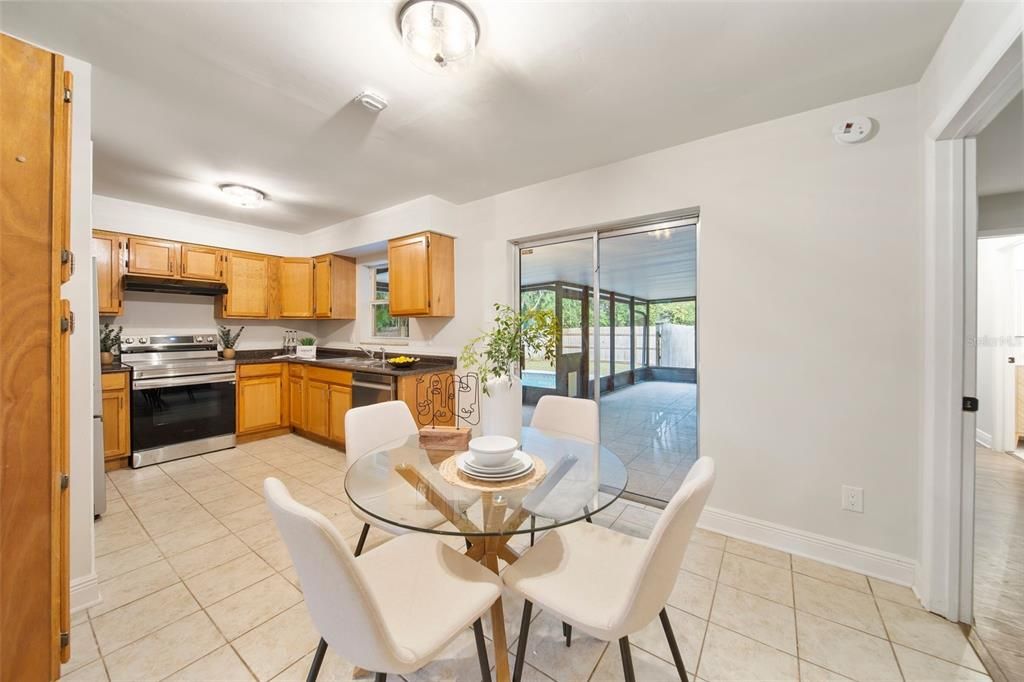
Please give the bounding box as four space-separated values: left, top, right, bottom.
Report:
123 274 228 296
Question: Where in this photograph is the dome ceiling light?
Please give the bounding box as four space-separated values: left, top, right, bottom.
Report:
398 0 480 72
219 184 266 208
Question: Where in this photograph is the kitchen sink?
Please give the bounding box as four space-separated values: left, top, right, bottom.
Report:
318 357 386 369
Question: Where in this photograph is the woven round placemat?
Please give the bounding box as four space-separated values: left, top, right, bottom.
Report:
438 453 548 493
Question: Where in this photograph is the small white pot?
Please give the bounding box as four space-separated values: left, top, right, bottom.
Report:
296 345 317 360
480 375 523 442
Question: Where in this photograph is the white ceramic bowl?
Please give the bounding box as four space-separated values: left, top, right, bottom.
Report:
468 435 518 468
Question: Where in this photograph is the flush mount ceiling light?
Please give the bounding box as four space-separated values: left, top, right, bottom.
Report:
355 90 389 112
219 184 265 208
398 0 480 72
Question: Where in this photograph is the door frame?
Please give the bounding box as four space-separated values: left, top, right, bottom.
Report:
921 29 1022 622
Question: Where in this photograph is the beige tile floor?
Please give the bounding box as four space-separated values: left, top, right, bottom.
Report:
64 434 989 682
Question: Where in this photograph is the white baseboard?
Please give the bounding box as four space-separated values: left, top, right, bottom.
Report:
698 506 917 586
70 573 101 614
976 428 993 448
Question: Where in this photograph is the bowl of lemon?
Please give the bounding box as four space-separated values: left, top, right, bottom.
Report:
387 355 421 368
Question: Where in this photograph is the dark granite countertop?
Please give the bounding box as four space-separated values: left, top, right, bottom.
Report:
232 348 457 377
101 362 131 374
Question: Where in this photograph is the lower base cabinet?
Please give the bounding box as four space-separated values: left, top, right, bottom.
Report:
239 363 352 446
237 364 288 435
101 372 130 469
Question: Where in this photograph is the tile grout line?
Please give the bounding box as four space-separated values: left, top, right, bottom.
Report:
868 576 907 682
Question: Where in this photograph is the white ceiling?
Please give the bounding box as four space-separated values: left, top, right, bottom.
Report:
1 1 960 233
977 92 1024 197
520 226 696 301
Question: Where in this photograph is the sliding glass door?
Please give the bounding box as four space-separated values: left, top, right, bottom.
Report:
517 216 699 503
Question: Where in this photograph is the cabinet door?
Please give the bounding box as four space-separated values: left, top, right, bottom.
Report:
328 384 351 444
127 237 178 277
280 258 314 318
289 376 304 429
237 375 283 434
388 234 431 316
305 380 330 438
313 256 331 318
101 388 128 459
92 232 123 315
222 252 270 318
180 244 222 281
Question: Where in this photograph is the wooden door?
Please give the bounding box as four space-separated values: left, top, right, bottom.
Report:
180 244 222 281
280 258 314 318
92 231 124 315
127 237 178 277
1 33 72 676
388 233 431 315
222 252 270 318
101 381 129 459
328 384 352 444
289 376 305 429
305 380 330 438
237 375 284 433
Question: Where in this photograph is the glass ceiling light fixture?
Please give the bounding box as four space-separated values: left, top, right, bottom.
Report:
219 184 266 208
398 0 480 72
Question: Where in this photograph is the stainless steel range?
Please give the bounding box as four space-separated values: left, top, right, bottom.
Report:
119 332 236 467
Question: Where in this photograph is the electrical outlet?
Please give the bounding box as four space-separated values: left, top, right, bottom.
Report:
842 485 864 513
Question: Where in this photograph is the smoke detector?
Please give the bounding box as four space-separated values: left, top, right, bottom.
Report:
832 116 874 144
355 91 388 112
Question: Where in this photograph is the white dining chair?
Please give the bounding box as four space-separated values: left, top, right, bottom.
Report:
527 396 600 546
264 477 502 682
502 457 715 682
530 395 599 442
344 400 442 555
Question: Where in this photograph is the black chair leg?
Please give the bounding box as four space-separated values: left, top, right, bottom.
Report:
306 637 327 682
513 600 533 682
354 523 370 556
583 504 593 523
562 622 572 647
619 636 636 682
374 674 386 682
530 515 536 546
472 618 491 682
659 608 688 681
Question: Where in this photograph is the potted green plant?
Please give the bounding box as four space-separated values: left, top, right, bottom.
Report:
218 325 245 359
99 323 123 365
460 303 559 438
296 336 317 360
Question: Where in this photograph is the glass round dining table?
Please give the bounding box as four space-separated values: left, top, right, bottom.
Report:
344 426 628 539
343 426 628 682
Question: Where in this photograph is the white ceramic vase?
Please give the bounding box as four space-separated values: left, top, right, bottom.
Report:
481 375 523 442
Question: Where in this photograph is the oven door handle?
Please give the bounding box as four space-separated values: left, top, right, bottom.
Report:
133 374 237 390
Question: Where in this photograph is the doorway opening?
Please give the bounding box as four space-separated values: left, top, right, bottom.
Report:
516 216 699 503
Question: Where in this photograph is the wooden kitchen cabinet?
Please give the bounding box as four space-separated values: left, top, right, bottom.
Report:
179 244 222 281
313 254 356 319
92 230 124 315
220 252 273 318
328 384 351 444
237 364 287 435
288 371 305 430
280 258 315 318
101 372 130 464
304 380 331 439
127 236 178 277
387 231 454 317
397 371 456 427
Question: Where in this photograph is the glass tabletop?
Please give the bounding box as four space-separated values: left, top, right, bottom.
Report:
344 426 628 537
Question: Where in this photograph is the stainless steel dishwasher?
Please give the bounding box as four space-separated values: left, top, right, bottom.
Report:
351 372 398 407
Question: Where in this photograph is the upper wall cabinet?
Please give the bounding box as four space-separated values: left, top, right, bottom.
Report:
180 244 223 281
280 258 314 318
127 237 178 277
387 231 454 317
313 254 356 319
220 252 275 318
92 231 124 315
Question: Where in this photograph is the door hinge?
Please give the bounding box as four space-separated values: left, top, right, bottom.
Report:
60 630 69 648
60 310 75 334
59 473 69 490
63 88 72 103
963 396 979 412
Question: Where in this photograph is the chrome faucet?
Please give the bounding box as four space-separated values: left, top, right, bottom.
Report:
378 346 387 367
